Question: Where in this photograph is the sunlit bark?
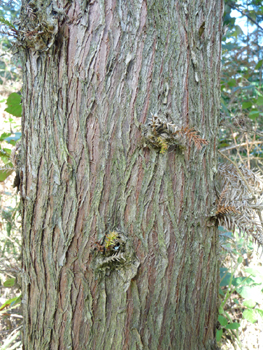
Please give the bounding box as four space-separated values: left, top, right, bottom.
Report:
20 0 223 349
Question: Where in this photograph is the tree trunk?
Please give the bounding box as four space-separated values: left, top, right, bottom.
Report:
20 0 223 349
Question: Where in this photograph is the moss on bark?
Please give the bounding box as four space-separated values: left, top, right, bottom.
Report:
20 0 223 349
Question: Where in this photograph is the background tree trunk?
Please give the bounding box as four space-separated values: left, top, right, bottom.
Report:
20 0 223 349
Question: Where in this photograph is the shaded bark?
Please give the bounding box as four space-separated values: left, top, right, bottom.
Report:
20 0 223 349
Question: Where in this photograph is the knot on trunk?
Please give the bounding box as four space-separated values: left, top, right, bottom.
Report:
92 231 140 275
142 113 208 153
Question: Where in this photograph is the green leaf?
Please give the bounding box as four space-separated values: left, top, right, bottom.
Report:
0 295 21 311
0 167 13 182
220 272 232 287
243 309 258 324
256 308 263 318
245 267 263 287
255 60 263 70
227 78 236 87
243 299 256 308
218 305 224 315
248 110 259 120
222 43 236 51
218 315 228 326
220 99 230 114
219 231 233 238
216 329 223 342
255 88 263 96
237 285 263 304
245 267 262 276
232 276 254 287
220 267 232 287
231 25 243 39
3 148 11 155
256 96 263 106
0 16 16 29
11 295 21 306
3 277 15 287
237 256 243 264
225 322 240 330
4 92 22 117
219 266 228 273
0 132 11 141
242 101 253 109
219 287 225 296
0 149 11 164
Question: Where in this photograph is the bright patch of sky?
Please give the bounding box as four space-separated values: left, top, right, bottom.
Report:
231 9 258 36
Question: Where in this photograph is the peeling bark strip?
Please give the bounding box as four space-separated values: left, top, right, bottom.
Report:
20 0 223 349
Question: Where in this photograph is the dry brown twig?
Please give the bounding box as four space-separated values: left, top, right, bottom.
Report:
179 126 208 150
220 141 263 153
216 186 240 216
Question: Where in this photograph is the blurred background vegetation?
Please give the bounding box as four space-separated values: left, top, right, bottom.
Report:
221 0 263 170
0 0 263 349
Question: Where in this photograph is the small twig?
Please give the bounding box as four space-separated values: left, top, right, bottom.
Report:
0 325 22 350
245 134 250 169
228 3 263 33
232 129 243 163
220 141 263 152
9 313 23 318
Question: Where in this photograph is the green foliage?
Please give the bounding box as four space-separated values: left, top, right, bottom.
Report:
0 90 22 183
1 205 20 251
0 0 20 34
0 15 15 30
4 92 21 117
242 308 258 323
217 228 263 347
0 132 11 142
216 328 223 342
220 0 263 169
0 132 14 182
218 6 263 343
0 294 21 312
0 165 13 181
3 277 15 287
0 5 22 344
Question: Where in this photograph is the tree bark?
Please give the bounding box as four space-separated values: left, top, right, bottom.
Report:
20 0 223 349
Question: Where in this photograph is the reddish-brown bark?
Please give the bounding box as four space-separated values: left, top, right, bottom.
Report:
20 0 223 349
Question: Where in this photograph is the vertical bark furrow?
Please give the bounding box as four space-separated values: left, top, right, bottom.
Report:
21 0 223 349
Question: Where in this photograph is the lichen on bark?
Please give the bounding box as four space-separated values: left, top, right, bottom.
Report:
20 0 224 349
